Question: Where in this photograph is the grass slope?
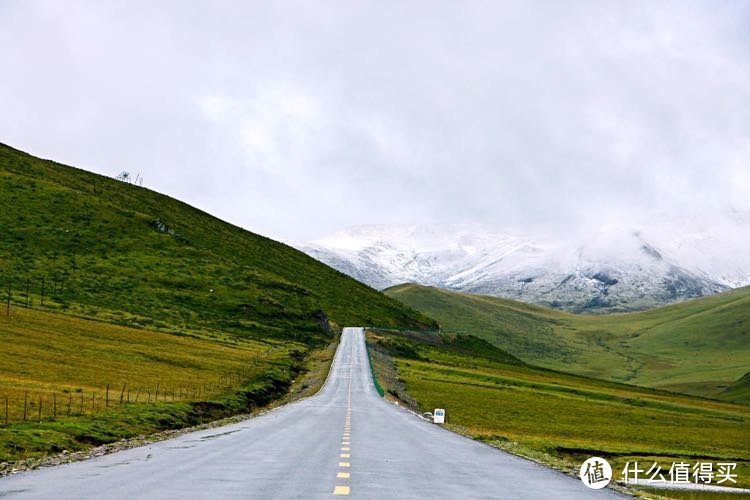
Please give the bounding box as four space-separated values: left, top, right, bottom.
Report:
0 142 434 462
385 283 750 401
0 307 299 462
719 372 750 404
0 142 435 341
367 330 750 492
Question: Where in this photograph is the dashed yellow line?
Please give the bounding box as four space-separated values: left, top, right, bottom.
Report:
333 330 358 497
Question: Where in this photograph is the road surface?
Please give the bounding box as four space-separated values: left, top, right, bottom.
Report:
0 327 624 499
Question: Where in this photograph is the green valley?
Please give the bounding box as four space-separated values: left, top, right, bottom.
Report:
385 284 750 402
366 329 750 492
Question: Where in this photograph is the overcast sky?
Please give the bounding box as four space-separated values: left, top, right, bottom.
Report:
2 1 749 241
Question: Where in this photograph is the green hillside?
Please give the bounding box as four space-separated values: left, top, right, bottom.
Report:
0 142 435 342
719 372 750 403
0 142 434 464
385 283 750 401
367 329 750 492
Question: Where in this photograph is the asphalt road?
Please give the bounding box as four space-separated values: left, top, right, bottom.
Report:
0 327 624 499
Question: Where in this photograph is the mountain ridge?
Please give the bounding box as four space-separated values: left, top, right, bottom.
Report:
300 222 749 313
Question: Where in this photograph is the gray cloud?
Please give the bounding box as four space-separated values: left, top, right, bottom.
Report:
2 0 749 241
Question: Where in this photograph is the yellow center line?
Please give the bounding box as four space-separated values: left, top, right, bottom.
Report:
332 330 358 497
333 485 350 495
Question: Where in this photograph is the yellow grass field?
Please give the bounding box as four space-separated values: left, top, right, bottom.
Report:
0 307 289 422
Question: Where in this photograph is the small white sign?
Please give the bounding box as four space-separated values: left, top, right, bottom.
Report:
433 408 445 424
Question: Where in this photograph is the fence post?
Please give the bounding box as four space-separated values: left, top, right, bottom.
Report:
25 279 30 308
53 393 57 419
155 383 159 403
120 383 126 404
40 276 45 307
68 393 72 416
80 392 84 414
23 392 27 421
37 396 42 420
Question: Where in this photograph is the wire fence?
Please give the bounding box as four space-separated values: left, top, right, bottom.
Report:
0 271 282 426
3 272 70 317
0 368 260 426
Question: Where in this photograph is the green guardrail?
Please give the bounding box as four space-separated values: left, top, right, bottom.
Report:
364 337 385 398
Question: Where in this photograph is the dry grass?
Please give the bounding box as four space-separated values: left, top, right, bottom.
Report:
0 307 289 422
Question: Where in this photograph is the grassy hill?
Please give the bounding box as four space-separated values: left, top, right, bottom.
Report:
367 329 750 492
385 283 750 402
0 142 434 464
0 142 435 341
719 372 750 403
0 307 299 462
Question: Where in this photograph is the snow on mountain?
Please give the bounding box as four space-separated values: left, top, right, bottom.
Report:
298 217 750 313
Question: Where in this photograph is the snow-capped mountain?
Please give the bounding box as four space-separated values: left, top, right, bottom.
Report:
298 217 750 313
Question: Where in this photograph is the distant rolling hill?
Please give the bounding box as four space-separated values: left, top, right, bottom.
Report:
0 142 436 342
385 283 750 402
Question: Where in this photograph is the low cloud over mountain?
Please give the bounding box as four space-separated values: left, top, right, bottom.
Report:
299 215 750 313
